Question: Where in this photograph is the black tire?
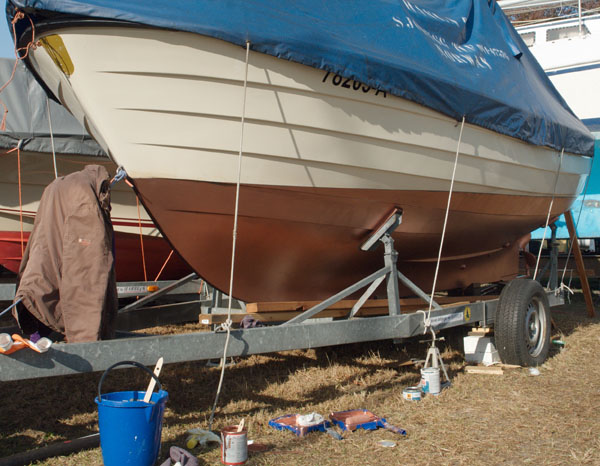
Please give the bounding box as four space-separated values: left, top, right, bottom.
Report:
494 279 551 366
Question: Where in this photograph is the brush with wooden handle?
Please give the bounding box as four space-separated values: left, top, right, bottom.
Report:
143 357 164 403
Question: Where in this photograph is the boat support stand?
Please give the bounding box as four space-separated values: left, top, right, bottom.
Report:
283 209 441 327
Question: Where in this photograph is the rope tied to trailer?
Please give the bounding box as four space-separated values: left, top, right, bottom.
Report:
423 116 466 334
1 141 26 256
154 249 175 282
533 148 564 283
208 40 251 432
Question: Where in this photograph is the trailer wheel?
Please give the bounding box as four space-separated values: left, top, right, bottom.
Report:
494 279 551 366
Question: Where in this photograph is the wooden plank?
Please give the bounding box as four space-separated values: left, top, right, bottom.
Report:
564 210 595 317
464 365 503 375
245 299 388 313
201 295 498 325
246 295 499 313
200 307 391 325
498 363 522 369
468 328 494 336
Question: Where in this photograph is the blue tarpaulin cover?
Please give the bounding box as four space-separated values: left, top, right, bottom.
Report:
6 0 595 156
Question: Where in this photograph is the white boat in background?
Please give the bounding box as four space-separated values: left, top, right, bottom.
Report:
7 0 594 302
503 5 600 134
499 1 600 240
0 58 191 281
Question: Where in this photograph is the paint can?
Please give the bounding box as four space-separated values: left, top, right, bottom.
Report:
221 426 248 465
402 386 422 401
420 367 441 395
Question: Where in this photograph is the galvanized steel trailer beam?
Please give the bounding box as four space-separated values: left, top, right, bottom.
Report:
0 277 205 303
0 289 563 381
0 301 476 381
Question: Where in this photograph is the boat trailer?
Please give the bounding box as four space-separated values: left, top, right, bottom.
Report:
0 211 565 382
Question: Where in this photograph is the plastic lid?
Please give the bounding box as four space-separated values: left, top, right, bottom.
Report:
0 333 13 350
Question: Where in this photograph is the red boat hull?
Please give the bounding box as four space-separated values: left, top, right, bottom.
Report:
133 178 573 303
0 231 191 282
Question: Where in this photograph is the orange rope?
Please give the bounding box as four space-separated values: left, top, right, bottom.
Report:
135 194 148 282
16 145 24 256
153 249 174 282
135 195 148 282
124 178 149 281
3 146 18 155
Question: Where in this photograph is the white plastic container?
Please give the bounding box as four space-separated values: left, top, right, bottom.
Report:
0 333 12 351
464 336 500 365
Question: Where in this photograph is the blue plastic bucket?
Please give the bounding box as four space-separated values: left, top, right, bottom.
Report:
95 361 168 466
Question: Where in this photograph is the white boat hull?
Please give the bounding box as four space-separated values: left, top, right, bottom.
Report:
23 25 591 301
0 150 156 235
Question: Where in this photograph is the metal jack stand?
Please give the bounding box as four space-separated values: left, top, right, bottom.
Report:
282 209 441 326
422 334 451 384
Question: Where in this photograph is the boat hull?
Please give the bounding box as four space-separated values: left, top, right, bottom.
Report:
134 178 571 301
22 24 591 301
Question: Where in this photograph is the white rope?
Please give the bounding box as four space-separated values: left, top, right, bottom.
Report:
559 168 591 285
46 97 58 179
533 148 564 282
208 41 251 431
424 116 465 331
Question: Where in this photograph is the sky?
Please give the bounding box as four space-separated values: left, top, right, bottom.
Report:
0 18 17 58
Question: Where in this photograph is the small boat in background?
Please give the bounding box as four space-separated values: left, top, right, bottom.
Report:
0 58 191 281
6 0 594 302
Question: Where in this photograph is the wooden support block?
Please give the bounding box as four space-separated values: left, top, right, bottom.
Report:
246 295 499 313
468 327 494 336
464 365 503 375
245 299 389 313
200 306 392 325
206 295 503 326
498 363 522 369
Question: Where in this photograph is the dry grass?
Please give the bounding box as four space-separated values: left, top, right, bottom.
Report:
1 292 599 465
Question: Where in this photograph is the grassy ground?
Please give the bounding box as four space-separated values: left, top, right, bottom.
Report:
1 292 599 465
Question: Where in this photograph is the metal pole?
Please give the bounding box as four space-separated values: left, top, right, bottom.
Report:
549 224 558 290
118 273 198 313
382 234 401 316
578 0 582 36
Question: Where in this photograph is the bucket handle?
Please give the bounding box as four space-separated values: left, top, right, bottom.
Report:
98 360 162 402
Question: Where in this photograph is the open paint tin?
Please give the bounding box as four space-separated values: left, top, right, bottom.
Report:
402 386 422 401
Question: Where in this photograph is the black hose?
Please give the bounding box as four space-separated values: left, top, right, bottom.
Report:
0 433 99 466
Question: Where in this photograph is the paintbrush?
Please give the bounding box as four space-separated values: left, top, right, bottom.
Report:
143 357 164 403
